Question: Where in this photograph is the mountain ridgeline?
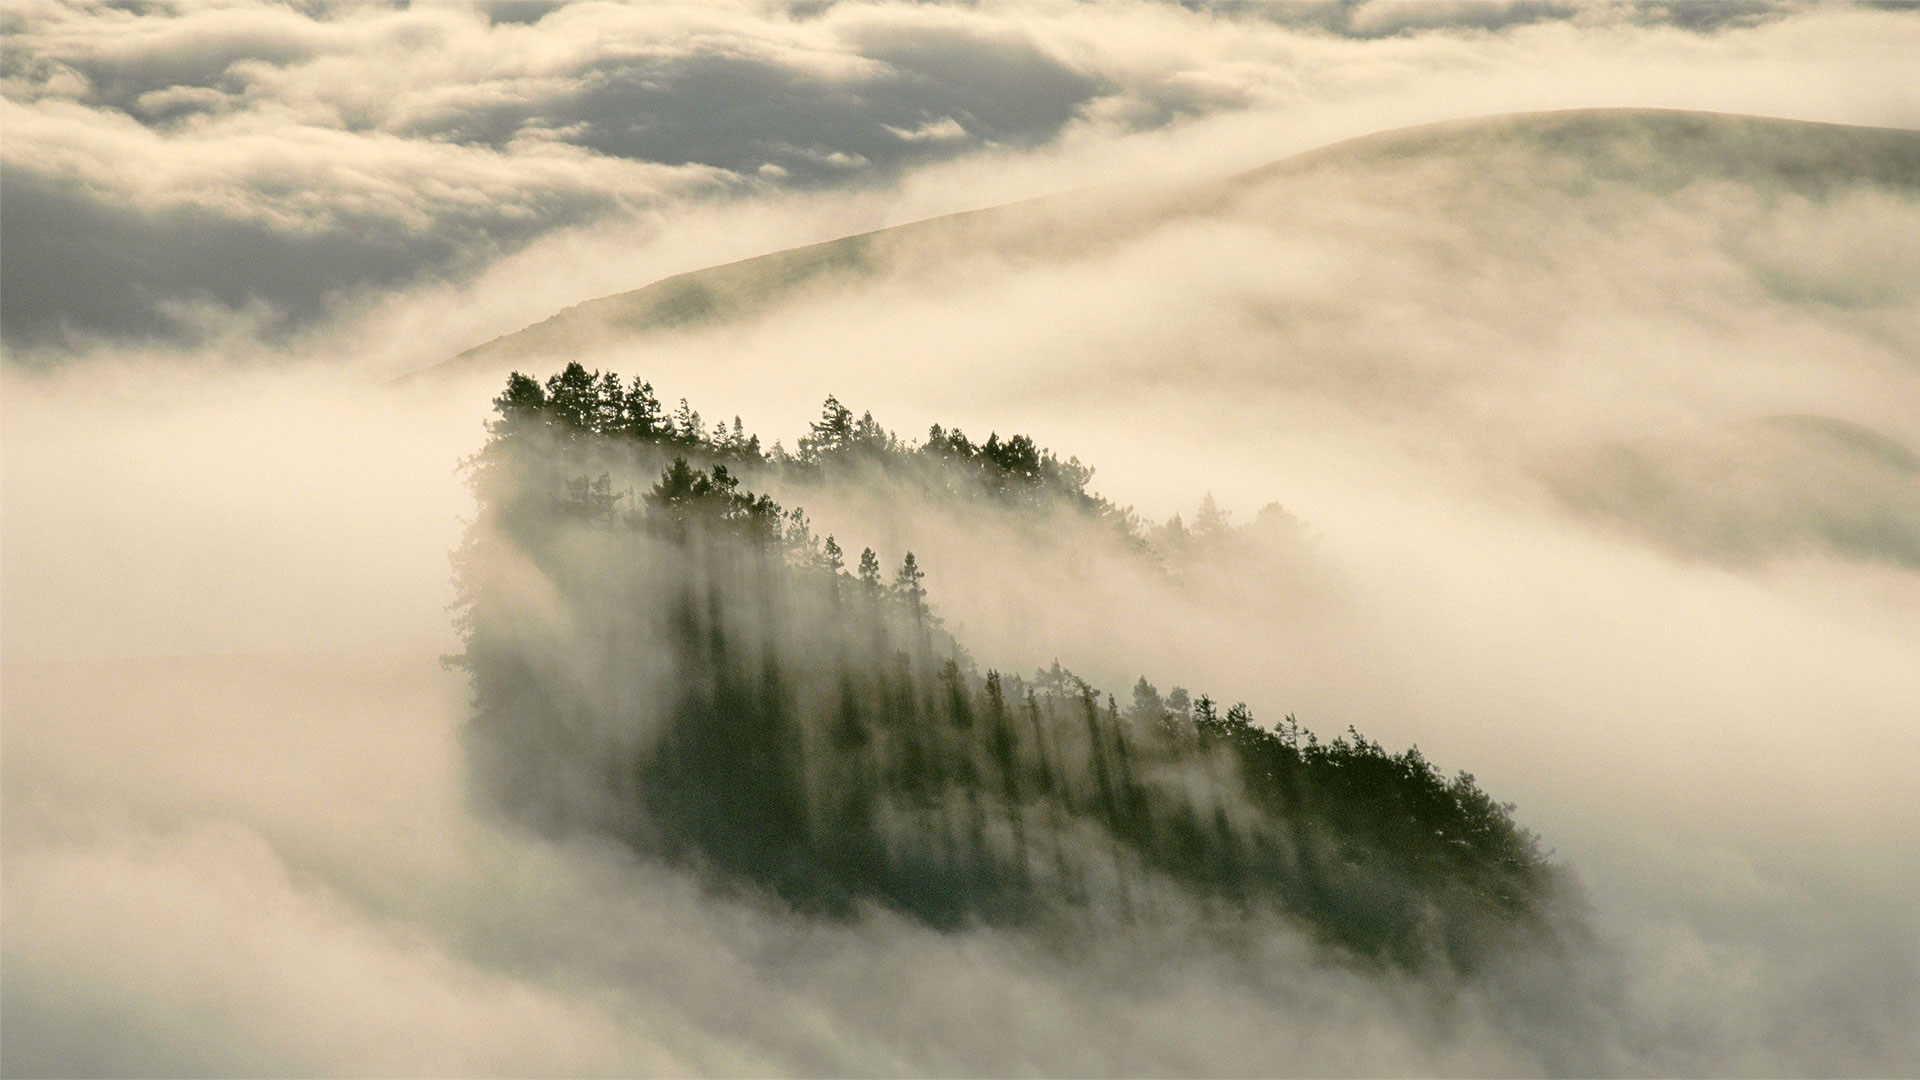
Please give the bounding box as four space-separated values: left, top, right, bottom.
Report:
454 363 1562 973
415 110 1920 385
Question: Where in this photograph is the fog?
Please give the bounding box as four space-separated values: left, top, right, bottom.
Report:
5 3 1919 1076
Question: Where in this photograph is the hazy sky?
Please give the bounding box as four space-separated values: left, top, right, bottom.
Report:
3 3 1918 1076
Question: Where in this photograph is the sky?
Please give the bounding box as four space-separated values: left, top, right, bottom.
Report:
3 2 1918 1075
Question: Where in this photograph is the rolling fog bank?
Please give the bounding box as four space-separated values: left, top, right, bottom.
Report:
5 305 1916 1073
5 5 1919 1068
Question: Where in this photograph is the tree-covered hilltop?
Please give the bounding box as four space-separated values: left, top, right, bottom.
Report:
474 361 1142 532
454 364 1562 974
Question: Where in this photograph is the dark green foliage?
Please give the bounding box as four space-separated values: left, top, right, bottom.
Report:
455 366 1562 974
921 423 1101 514
643 459 781 545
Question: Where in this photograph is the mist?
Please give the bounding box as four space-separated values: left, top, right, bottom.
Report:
5 3 1919 1076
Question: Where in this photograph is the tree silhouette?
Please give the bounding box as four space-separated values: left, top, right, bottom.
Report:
894 552 926 624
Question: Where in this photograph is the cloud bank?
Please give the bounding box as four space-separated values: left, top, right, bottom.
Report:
4 0 1917 353
4 2 1919 1076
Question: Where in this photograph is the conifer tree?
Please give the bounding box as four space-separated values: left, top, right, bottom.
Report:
1194 492 1229 540
1129 677 1165 729
545 362 598 431
895 552 926 624
801 396 854 462
620 376 663 437
487 372 547 438
1193 695 1220 741
586 371 624 432
671 398 702 443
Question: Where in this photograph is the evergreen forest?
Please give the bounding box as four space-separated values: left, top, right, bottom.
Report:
453 363 1564 974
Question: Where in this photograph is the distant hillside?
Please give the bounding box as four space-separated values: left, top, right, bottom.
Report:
413 184 1179 381
1237 108 1920 194
406 109 1920 383
1544 414 1920 569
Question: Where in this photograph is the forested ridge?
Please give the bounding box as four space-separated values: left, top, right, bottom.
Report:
454 363 1563 974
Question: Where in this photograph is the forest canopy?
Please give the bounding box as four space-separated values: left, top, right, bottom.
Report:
453 363 1563 974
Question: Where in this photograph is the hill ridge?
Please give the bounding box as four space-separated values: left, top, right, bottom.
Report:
403 108 1920 384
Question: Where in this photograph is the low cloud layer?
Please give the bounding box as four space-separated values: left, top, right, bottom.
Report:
4 3 1919 1076
6 333 1916 1073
